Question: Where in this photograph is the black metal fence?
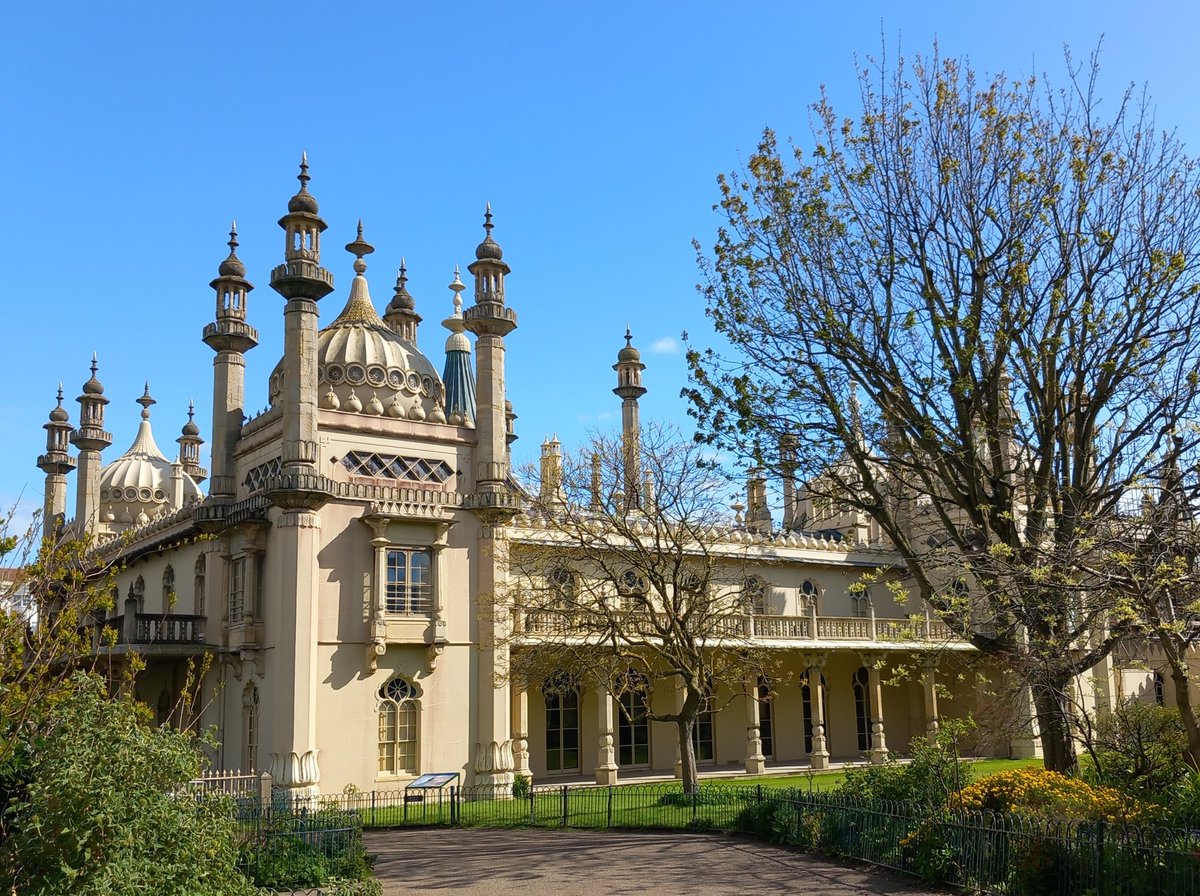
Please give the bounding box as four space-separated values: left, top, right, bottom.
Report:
300 783 1200 896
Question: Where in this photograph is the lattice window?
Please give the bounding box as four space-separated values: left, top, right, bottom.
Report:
243 458 282 492
229 558 246 622
242 684 259 772
340 451 454 484
743 576 767 615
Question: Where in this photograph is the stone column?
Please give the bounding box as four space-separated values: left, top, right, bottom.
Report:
366 520 388 671
1010 682 1043 758
921 656 940 743
472 525 514 791
805 654 830 770
512 685 531 782
744 680 765 775
863 653 889 764
595 683 618 785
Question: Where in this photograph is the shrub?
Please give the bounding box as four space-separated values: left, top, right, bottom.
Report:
958 768 1144 822
1083 700 1190 798
837 724 975 807
731 797 794 842
2 674 253 896
243 809 375 890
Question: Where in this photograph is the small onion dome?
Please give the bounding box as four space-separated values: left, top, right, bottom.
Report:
82 354 105 395
217 222 246 277
287 152 319 214
475 203 503 260
181 402 201 437
387 260 416 313
49 385 70 422
617 327 641 362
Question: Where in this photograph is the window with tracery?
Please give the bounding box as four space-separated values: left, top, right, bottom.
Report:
744 576 767 615
242 683 259 771
194 555 206 616
544 671 580 772
378 677 420 775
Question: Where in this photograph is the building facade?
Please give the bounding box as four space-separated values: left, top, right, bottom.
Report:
31 162 1135 797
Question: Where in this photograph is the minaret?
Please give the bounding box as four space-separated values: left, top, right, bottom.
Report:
612 328 647 511
539 435 564 506
201 222 257 507
265 155 334 804
177 401 207 485
745 467 772 534
462 204 520 790
441 267 476 426
464 204 518 510
270 153 334 495
70 355 112 534
37 385 76 541
383 257 422 342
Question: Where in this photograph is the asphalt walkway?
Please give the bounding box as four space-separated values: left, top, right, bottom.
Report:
366 828 943 895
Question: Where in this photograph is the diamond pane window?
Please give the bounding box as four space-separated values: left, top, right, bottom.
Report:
341 451 453 484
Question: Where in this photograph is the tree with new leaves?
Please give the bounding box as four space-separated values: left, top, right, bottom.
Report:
506 424 778 793
688 47 1200 774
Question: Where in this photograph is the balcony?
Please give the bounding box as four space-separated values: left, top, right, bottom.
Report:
85 613 208 651
513 609 963 648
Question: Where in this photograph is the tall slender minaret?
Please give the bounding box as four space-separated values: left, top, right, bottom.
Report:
462 204 520 790
202 223 256 505
612 328 646 511
265 155 334 803
270 153 334 492
70 356 112 535
37 386 76 541
441 267 476 427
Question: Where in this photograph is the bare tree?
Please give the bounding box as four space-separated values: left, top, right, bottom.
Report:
688 47 1200 773
505 424 778 793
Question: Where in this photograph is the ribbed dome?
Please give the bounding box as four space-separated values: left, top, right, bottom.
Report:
99 418 201 525
268 266 447 423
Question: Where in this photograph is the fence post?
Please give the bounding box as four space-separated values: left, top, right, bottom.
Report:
259 771 273 817
561 785 569 827
450 786 457 825
529 786 536 824
756 784 763 805
1093 819 1106 896
607 786 614 828
371 789 377 828
692 787 698 823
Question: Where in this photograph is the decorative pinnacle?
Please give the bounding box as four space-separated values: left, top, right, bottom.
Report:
399 257 407 286
137 382 156 420
188 400 196 422
91 352 98 376
57 383 64 404
625 326 633 347
483 202 493 236
298 151 310 191
345 220 374 275
449 265 466 312
228 221 239 253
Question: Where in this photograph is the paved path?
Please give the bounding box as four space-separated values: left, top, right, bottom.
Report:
367 828 942 895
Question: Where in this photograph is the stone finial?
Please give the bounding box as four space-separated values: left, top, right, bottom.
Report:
137 383 155 420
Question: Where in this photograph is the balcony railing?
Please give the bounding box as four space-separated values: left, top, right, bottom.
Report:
514 609 961 646
87 613 207 648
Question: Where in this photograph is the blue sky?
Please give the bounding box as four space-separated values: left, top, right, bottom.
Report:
2 1 1197 531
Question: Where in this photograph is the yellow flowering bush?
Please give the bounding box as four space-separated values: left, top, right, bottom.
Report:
958 768 1144 823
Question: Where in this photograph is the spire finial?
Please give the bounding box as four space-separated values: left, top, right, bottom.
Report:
483 202 493 236
137 383 156 420
187 399 196 422
625 326 633 347
449 265 466 314
228 221 239 252
91 352 98 376
345 220 374 275
57 382 64 405
298 151 310 191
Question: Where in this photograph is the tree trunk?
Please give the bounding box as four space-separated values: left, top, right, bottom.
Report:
1032 677 1078 775
1165 648 1200 770
677 718 699 794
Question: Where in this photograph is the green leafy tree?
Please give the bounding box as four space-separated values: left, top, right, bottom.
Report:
688 47 1200 773
2 674 253 896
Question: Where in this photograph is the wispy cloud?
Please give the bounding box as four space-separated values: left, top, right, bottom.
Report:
649 336 680 354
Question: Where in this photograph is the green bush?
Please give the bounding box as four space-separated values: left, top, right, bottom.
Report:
731 796 795 842
2 674 253 896
837 725 974 807
243 810 375 889
1083 700 1190 798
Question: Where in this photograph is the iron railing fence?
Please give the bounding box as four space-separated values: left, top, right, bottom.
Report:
233 804 366 886
292 783 1200 895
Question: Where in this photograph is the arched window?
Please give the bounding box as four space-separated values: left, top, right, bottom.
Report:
242 683 259 771
616 569 647 611
743 577 767 615
801 673 829 754
615 670 650 767
133 576 146 614
162 565 175 608
194 555 206 616
800 579 819 613
548 567 577 607
1154 672 1166 706
679 571 705 597
757 677 774 758
543 671 580 773
378 677 420 776
853 667 871 752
